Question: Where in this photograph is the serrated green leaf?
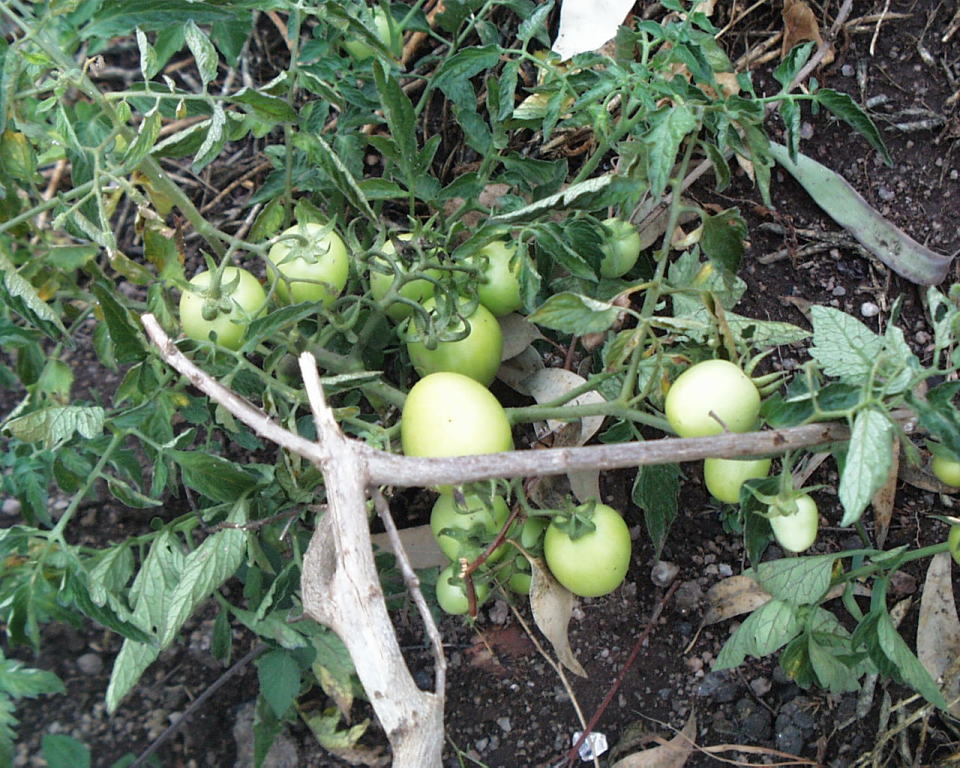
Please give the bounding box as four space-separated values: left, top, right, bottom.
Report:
809 305 882 381
0 658 65 699
169 450 260 503
906 381 960 459
876 610 948 709
748 554 838 605
106 639 159 714
773 42 814 88
157 514 247 648
700 207 746 273
42 734 90 768
714 598 801 669
231 87 297 122
631 463 680 557
432 46 501 110
528 292 620 335
257 649 301 718
373 61 416 179
5 406 105 450
0 255 68 336
184 20 219 87
838 408 893 526
815 88 890 164
291 131 377 222
122 108 161 168
645 104 698 198
192 102 226 171
135 27 160 80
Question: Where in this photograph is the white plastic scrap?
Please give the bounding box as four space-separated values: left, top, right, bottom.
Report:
572 730 608 761
551 0 636 60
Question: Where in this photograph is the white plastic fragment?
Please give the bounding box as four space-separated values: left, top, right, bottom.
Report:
573 730 608 761
551 0 635 60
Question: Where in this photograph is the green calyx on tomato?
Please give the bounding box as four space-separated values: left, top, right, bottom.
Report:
431 491 511 564
435 563 489 615
267 221 349 307
599 217 643 279
543 502 632 598
179 266 266 350
703 457 772 504
369 234 442 323
405 297 503 386
401 372 513 459
473 240 523 317
665 359 761 437
767 494 819 553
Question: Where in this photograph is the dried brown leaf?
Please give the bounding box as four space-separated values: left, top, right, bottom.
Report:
369 523 447 568
918 552 960 715
702 575 772 626
872 436 899 548
611 712 696 768
781 0 834 65
529 556 588 677
496 345 544 393
499 312 545 361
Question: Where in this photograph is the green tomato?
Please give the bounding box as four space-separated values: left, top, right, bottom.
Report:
369 234 441 323
703 457 772 504
179 267 266 350
506 555 532 595
932 455 960 488
267 222 349 306
406 298 503 386
544 504 632 598
342 6 400 61
435 563 489 615
475 241 523 317
520 516 549 551
665 359 760 437
948 525 960 567
401 372 513 458
768 495 818 553
599 217 642 279
431 492 511 563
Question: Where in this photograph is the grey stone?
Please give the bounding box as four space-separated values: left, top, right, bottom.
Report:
233 701 299 768
76 653 103 676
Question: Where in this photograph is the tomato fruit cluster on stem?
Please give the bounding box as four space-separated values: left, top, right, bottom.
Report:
369 234 440 322
598 217 642 279
665 359 761 437
435 563 489 615
543 504 632 597
430 491 511 563
932 455 960 488
179 267 266 350
473 240 523 317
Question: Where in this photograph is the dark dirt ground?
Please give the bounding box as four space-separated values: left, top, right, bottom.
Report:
4 0 960 766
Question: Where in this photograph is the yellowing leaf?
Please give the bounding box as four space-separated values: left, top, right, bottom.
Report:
529 556 587 677
611 712 695 768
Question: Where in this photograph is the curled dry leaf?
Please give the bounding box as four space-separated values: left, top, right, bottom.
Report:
611 712 696 768
496 345 545 393
499 313 545 361
529 555 588 677
917 552 960 715
781 0 834 65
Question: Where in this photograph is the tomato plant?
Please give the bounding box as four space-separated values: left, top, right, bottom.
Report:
703 457 772 504
474 240 523 317
400 372 513 458
435 563 489 615
405 298 503 386
768 495 819 553
267 222 349 306
505 555 532 595
430 491 511 563
342 6 400 61
932 455 960 487
599 217 642 279
949 526 960 567
543 503 632 597
179 267 266 350
369 234 441 322
665 359 761 437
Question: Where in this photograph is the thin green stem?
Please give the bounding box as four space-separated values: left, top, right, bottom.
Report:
50 431 124 542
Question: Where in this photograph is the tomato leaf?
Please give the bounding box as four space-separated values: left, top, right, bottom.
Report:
838 408 894 526
631 463 680 557
529 292 620 335
747 554 837 606
714 598 801 669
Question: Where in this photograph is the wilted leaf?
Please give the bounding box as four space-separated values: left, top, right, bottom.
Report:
299 708 388 767
529 556 587 677
871 436 899 548
499 312 545 360
781 0 831 63
611 712 695 768
917 552 960 715
702 575 773 626
496 345 545 393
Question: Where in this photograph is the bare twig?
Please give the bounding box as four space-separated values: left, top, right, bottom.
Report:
130 643 268 768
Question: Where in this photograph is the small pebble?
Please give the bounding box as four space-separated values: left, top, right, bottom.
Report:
77 653 103 676
860 301 880 318
2 498 21 516
878 186 895 201
650 560 679 587
496 717 511 733
841 64 855 77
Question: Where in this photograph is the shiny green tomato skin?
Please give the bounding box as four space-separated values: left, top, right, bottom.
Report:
543 504 632 598
435 563 489 615
949 526 960 567
665 359 760 437
599 217 642 278
507 569 531 595
520 517 549 551
401 372 513 458
406 298 503 386
932 455 960 488
179 267 266 350
475 241 523 317
369 234 440 322
431 492 511 563
769 495 818 553
703 457 772 504
268 222 349 306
